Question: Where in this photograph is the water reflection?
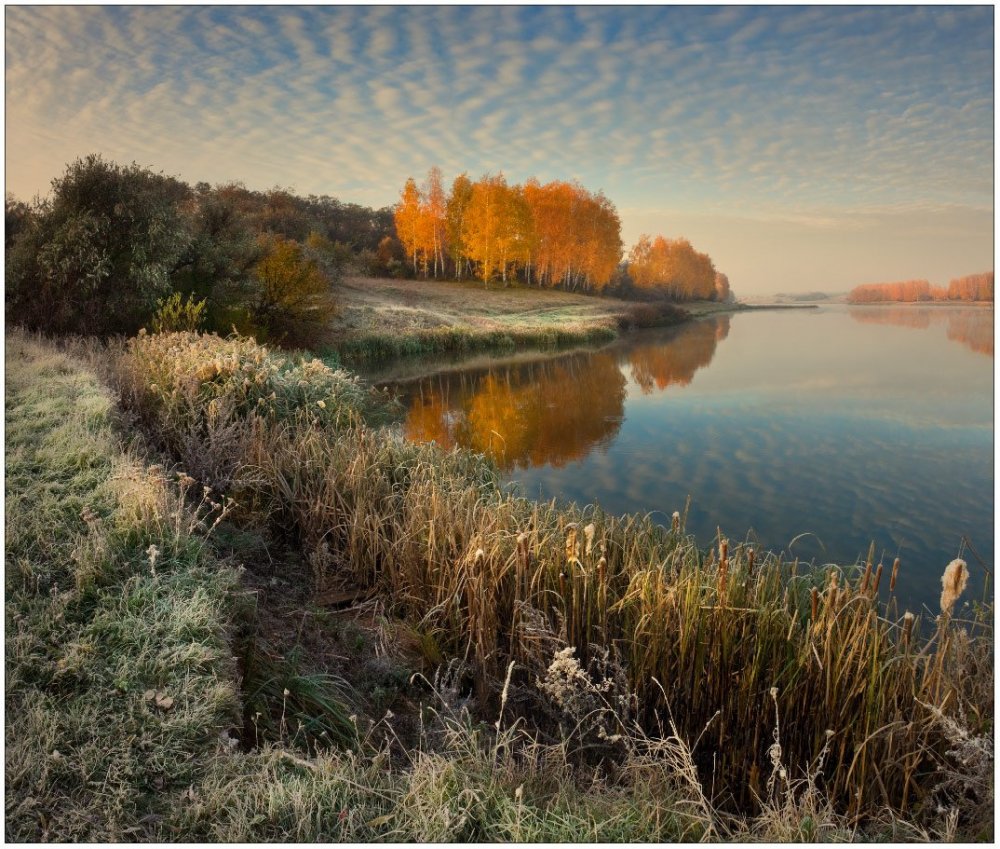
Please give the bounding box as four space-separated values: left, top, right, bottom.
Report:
386 307 992 612
848 305 993 356
404 351 626 470
399 316 731 469
626 316 730 393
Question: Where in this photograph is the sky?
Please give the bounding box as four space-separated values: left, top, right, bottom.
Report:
5 5 994 295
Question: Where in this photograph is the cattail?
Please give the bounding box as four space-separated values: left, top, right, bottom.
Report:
860 559 872 594
583 523 595 556
747 547 755 574
565 525 578 561
872 562 883 595
671 511 681 532
597 555 607 585
516 532 529 568
890 557 900 592
902 611 915 645
939 558 969 615
559 570 567 597
828 572 839 614
810 586 819 621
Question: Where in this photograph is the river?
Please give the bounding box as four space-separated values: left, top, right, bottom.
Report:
367 304 994 614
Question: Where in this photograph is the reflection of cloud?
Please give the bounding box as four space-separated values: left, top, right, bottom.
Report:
514 404 992 614
848 305 994 357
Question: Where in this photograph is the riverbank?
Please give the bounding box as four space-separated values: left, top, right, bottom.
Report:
7 327 992 841
326 276 756 362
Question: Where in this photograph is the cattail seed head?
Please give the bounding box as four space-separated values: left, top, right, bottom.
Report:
872 563 883 595
597 555 607 584
747 548 755 573
940 559 969 615
810 587 819 621
890 557 900 592
565 526 578 561
902 611 915 645
583 523 595 557
671 511 681 532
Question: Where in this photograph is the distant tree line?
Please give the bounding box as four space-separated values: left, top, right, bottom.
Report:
6 155 738 345
6 155 396 344
847 273 993 304
393 167 734 301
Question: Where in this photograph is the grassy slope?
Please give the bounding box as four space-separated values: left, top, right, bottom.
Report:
326 276 718 360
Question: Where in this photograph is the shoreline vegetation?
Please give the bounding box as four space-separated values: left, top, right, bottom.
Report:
847 274 993 304
6 326 993 842
323 275 803 364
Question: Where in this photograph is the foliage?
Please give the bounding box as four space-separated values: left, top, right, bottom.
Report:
243 235 337 346
150 292 208 333
844 275 993 304
170 182 263 325
947 271 993 302
6 154 191 335
627 234 720 300
395 168 624 292
848 280 937 303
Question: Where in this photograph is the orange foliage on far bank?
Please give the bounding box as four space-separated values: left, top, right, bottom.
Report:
848 272 993 304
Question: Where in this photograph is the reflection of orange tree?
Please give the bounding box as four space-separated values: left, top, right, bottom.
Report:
848 307 993 357
402 353 626 470
626 316 730 393
849 307 931 330
947 312 993 356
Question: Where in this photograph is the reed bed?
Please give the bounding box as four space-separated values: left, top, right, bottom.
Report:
112 330 994 827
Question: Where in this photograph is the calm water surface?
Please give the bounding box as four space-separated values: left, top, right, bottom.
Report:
371 305 994 613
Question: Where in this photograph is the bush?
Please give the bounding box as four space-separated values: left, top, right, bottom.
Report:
150 292 208 333
5 155 191 335
243 235 338 347
617 301 689 330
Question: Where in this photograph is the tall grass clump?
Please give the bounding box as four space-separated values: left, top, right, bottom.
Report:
109 329 994 832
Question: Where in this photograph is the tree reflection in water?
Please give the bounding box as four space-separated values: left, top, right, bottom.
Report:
400 315 730 469
848 306 993 356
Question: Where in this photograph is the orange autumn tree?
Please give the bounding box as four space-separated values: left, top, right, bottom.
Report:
394 177 422 273
394 168 623 290
445 173 474 279
947 271 994 302
422 166 447 278
628 235 718 300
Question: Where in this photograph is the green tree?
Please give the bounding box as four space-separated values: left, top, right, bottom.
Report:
6 154 191 335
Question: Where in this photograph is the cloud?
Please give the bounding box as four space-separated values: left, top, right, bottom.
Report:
4 6 993 292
